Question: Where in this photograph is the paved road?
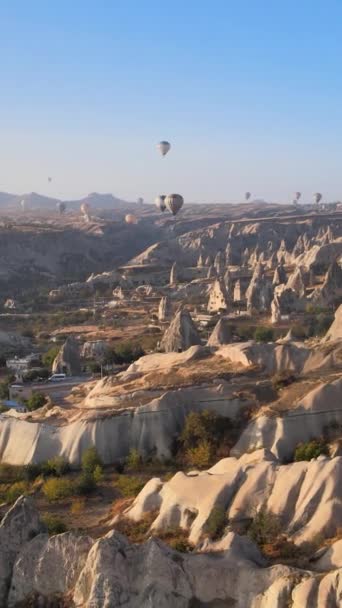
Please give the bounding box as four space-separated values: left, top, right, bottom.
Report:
32 375 92 406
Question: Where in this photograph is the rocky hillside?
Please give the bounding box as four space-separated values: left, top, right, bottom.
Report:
2 493 342 607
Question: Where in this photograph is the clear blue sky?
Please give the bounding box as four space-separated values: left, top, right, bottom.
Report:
1 0 342 204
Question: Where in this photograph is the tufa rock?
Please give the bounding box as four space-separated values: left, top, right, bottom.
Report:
207 318 232 346
160 309 201 353
158 296 171 322
52 336 81 376
207 279 230 313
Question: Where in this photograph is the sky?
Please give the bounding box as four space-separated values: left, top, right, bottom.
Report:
1 0 342 204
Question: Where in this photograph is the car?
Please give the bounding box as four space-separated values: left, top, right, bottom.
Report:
48 373 67 382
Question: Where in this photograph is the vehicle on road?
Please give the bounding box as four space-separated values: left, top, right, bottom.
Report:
48 373 67 382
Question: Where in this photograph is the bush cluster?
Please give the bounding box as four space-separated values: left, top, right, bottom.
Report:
254 327 274 343
179 410 233 468
294 439 329 461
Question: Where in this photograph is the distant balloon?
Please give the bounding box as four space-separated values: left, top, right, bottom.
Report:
20 199 26 211
157 141 171 156
165 193 184 216
245 192 251 201
314 192 322 205
125 214 138 225
155 195 166 212
48 177 52 183
57 202 66 215
137 197 144 205
294 192 301 201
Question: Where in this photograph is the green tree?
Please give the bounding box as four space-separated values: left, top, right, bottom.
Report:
0 375 15 400
26 392 47 411
294 439 329 462
126 448 142 470
81 447 103 474
254 327 274 343
42 346 60 370
247 507 281 546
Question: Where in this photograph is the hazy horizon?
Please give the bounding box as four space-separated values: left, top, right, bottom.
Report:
1 1 342 204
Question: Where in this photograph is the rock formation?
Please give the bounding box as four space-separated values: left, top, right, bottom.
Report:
197 253 204 267
214 250 225 275
207 279 230 313
246 264 273 314
158 295 171 322
270 294 281 324
52 336 81 376
233 279 243 302
160 309 201 352
285 266 306 298
169 262 178 286
0 497 45 606
310 260 342 306
324 304 342 342
272 263 287 286
81 340 108 360
225 242 233 265
207 318 232 346
207 264 216 279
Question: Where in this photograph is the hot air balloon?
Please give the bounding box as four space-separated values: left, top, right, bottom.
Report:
155 195 166 212
48 177 52 183
125 214 138 225
57 202 66 215
165 194 184 216
157 141 171 156
294 192 301 201
245 192 251 201
314 192 322 205
20 199 26 212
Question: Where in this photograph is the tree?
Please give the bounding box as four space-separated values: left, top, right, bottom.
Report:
81 447 103 474
42 346 60 370
26 392 47 411
254 327 274 343
0 375 15 400
294 439 329 461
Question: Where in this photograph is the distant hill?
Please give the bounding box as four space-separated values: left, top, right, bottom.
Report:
0 191 136 211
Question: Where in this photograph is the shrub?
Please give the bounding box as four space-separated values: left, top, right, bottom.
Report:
93 465 104 484
42 346 60 370
272 371 297 391
181 410 231 451
42 477 74 501
156 526 193 552
254 327 274 343
42 514 67 535
294 439 329 462
42 456 70 477
81 447 103 475
5 481 29 503
205 506 227 540
186 440 212 468
291 324 307 340
26 392 47 411
0 376 15 400
24 368 49 382
247 507 281 546
23 463 43 481
76 471 97 495
70 498 85 515
114 475 145 497
103 343 145 366
126 448 142 470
